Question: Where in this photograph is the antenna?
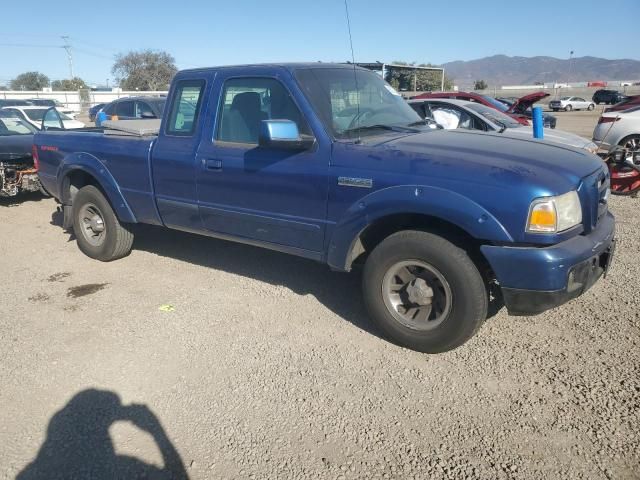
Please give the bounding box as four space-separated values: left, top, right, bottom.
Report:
61 35 74 79
344 0 361 142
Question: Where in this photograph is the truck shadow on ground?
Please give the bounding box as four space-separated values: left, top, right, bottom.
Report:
132 224 381 339
17 388 189 480
131 225 503 343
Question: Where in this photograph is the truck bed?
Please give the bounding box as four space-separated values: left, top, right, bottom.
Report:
35 129 162 225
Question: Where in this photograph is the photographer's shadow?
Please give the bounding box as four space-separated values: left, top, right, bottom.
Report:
18 389 188 480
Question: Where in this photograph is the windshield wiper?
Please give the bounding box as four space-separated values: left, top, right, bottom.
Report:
493 120 507 133
341 124 418 136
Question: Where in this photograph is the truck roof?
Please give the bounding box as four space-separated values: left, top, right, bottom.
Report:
178 62 363 75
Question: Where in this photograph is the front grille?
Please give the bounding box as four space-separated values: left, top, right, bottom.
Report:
580 167 609 232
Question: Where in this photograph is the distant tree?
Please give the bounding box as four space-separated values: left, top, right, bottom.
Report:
0 85 8 91
473 79 488 90
385 61 453 92
51 77 88 91
112 50 177 91
10 71 50 91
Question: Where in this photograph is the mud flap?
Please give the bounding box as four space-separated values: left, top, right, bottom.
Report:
62 204 74 231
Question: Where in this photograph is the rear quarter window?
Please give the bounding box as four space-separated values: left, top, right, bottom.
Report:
166 79 206 136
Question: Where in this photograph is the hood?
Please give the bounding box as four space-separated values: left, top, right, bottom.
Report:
0 134 34 162
507 91 549 113
501 127 593 150
345 129 602 193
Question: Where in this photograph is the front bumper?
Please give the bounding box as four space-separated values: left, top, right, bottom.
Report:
481 212 615 316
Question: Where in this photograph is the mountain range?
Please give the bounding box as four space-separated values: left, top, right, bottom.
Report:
441 55 640 87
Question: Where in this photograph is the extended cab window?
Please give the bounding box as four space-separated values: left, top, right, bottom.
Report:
217 77 309 144
166 79 205 136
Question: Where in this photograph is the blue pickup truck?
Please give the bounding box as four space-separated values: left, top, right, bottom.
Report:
34 63 615 353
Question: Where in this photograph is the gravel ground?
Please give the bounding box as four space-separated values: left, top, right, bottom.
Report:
0 191 638 479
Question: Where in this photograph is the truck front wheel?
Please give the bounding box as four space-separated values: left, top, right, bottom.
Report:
72 185 134 261
362 230 488 353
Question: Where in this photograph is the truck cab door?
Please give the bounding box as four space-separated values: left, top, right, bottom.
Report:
195 72 329 256
152 78 209 231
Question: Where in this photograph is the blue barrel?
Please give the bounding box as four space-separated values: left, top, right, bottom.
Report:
532 106 544 139
96 111 107 127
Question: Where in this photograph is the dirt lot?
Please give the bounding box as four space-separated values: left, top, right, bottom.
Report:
1 115 638 479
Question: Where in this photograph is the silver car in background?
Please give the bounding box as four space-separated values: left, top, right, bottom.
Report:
408 98 598 153
549 96 596 112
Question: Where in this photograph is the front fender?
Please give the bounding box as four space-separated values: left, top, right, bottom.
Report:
57 152 137 223
327 185 513 271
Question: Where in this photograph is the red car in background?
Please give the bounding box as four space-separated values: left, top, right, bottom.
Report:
411 91 551 127
605 95 640 113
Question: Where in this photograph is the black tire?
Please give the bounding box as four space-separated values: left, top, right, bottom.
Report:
588 103 595 111
552 108 559 112
72 185 134 261
564 104 572 112
362 230 488 353
619 134 640 152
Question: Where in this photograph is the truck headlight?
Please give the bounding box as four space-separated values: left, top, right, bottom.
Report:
527 191 582 233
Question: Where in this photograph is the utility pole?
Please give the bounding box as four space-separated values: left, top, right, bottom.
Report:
61 35 73 79
567 50 574 86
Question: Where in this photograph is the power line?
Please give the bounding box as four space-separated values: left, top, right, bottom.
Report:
61 36 73 78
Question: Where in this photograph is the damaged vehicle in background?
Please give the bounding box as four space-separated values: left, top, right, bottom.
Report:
0 110 42 197
495 92 557 129
408 98 597 153
411 91 556 127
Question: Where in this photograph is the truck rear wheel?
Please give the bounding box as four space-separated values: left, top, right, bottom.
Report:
72 185 134 261
362 230 488 353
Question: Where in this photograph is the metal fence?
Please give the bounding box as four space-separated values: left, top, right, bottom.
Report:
0 90 168 112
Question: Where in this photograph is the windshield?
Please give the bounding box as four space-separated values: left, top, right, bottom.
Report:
466 103 522 129
294 67 422 138
560 96 571 101
478 95 509 112
24 108 72 121
0 116 37 135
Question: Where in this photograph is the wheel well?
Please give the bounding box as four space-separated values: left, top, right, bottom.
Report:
63 170 101 205
348 213 491 274
618 134 640 146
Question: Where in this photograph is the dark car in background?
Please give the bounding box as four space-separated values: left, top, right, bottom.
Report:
604 95 640 113
496 94 557 129
100 96 166 121
592 89 628 105
88 103 107 122
0 110 41 197
0 99 33 108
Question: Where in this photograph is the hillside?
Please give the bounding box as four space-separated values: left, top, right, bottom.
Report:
442 55 640 87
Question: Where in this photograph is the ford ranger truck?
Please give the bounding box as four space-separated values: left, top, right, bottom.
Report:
34 64 615 353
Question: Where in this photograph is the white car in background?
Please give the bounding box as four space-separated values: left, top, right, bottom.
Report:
548 96 595 112
592 106 640 152
408 98 598 153
26 98 78 118
0 106 85 130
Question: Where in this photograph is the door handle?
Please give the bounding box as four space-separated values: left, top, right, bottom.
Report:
203 159 222 171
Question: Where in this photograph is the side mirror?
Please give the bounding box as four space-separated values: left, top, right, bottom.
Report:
140 112 156 119
41 107 65 131
259 120 314 150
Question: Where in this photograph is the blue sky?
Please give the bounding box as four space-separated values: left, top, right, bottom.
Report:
1 0 638 87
